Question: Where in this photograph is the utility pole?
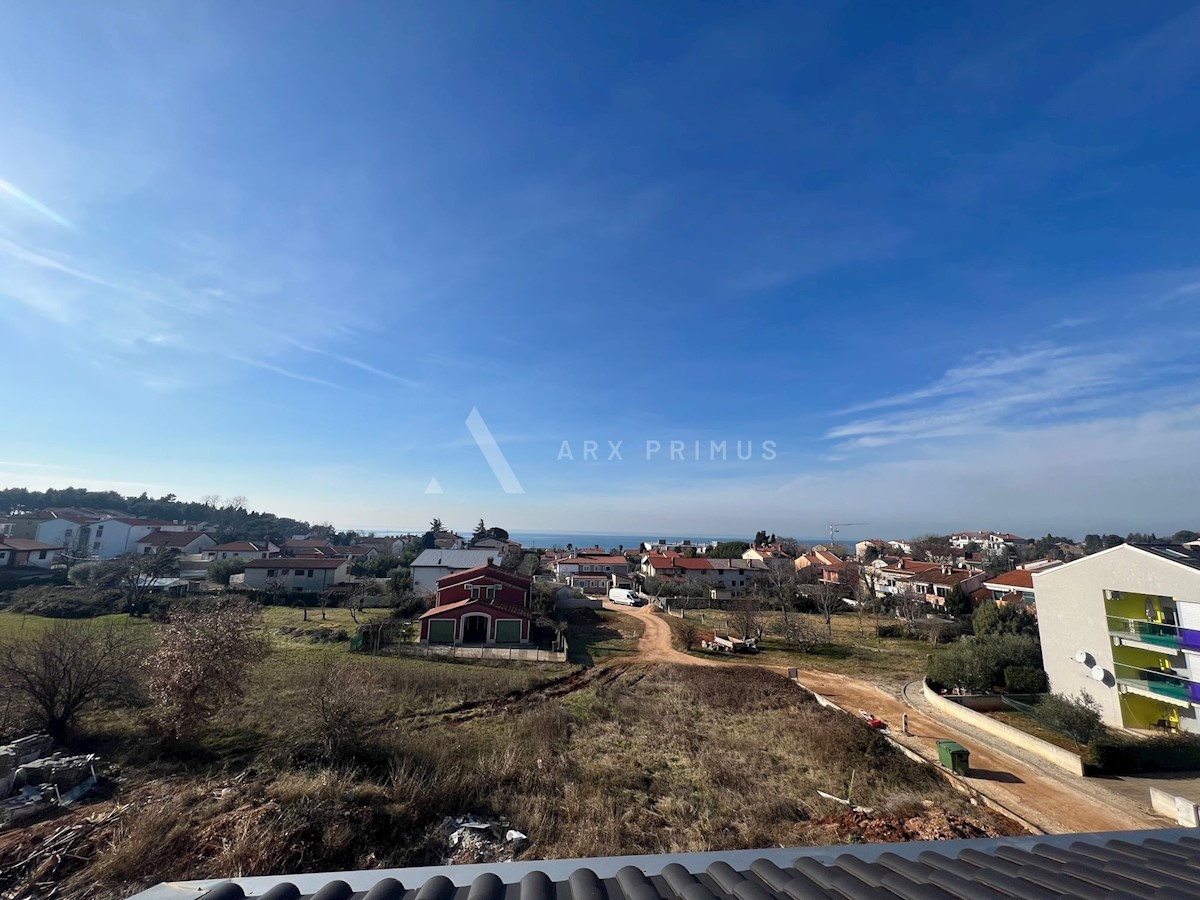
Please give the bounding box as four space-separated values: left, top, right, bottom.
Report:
828 523 867 546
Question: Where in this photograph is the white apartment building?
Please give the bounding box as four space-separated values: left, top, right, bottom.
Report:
34 515 204 559
1035 542 1200 734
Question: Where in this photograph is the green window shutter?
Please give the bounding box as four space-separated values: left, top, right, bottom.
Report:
495 620 521 643
428 619 455 643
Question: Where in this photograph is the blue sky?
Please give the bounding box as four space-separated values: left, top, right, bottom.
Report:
2 1 1200 539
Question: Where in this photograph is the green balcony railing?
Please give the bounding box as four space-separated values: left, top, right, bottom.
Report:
1115 662 1192 701
1107 615 1182 648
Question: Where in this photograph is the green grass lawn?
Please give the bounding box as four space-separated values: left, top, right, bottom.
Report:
665 608 941 684
0 609 154 640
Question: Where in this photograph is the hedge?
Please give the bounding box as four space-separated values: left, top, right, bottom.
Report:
1003 665 1048 694
1085 732 1200 774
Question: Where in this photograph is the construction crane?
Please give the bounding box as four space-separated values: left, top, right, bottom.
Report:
828 522 868 546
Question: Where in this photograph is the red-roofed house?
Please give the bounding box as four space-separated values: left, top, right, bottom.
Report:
872 557 942 596
282 538 340 557
743 544 795 571
982 561 1062 609
0 538 63 569
795 547 847 584
641 555 766 598
205 541 280 561
906 566 987 608
419 565 533 645
136 530 216 556
239 556 351 591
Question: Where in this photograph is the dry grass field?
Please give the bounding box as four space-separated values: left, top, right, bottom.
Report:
0 608 1016 900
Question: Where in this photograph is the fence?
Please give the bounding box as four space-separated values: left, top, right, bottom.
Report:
389 642 569 663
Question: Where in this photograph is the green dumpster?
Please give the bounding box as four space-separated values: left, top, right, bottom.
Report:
936 740 970 775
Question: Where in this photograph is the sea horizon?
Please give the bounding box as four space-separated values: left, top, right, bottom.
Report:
351 528 857 550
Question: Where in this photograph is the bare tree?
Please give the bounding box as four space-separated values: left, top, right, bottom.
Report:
729 595 765 642
0 621 145 740
806 579 847 643
893 585 927 636
680 621 699 650
846 561 882 641
109 550 181 617
148 600 270 742
290 658 379 763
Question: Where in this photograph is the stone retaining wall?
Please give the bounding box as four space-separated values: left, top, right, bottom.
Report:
922 680 1085 777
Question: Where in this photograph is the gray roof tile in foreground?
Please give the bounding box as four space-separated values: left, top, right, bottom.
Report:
126 828 1200 900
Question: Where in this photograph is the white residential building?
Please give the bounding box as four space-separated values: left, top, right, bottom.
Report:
205 541 280 561
411 548 504 594
949 531 1028 558
135 531 217 556
34 515 205 559
1035 543 1200 734
0 538 62 569
239 557 351 592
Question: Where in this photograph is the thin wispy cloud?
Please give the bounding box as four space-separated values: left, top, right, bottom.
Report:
0 460 67 469
828 343 1148 450
285 338 420 388
228 355 344 390
0 177 72 227
839 345 1118 415
0 237 116 290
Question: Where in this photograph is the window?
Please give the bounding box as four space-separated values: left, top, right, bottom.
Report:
38 550 47 560
96 525 104 535
93 542 101 552
307 569 314 577
267 569 276 577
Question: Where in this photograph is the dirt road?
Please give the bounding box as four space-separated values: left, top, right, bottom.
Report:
604 601 1159 835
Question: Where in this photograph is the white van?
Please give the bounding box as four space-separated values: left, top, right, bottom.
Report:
609 588 643 607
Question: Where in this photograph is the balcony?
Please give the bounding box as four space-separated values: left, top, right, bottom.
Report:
1115 662 1196 707
1108 615 1183 652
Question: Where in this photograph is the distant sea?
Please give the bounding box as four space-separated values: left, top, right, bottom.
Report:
359 529 848 550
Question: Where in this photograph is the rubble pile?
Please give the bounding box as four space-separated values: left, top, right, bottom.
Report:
0 735 98 828
810 805 1008 843
441 814 528 865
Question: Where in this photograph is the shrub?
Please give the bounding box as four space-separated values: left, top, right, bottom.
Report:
927 641 993 693
973 600 1038 638
207 557 247 585
5 585 122 618
282 658 383 767
1085 732 1200 774
149 600 270 741
926 634 1042 693
1033 691 1105 747
1003 665 1047 694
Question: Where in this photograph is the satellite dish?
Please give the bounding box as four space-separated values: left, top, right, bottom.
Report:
1075 650 1091 664
1090 665 1107 682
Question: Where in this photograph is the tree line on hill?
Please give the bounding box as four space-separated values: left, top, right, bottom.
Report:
1 487 315 545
